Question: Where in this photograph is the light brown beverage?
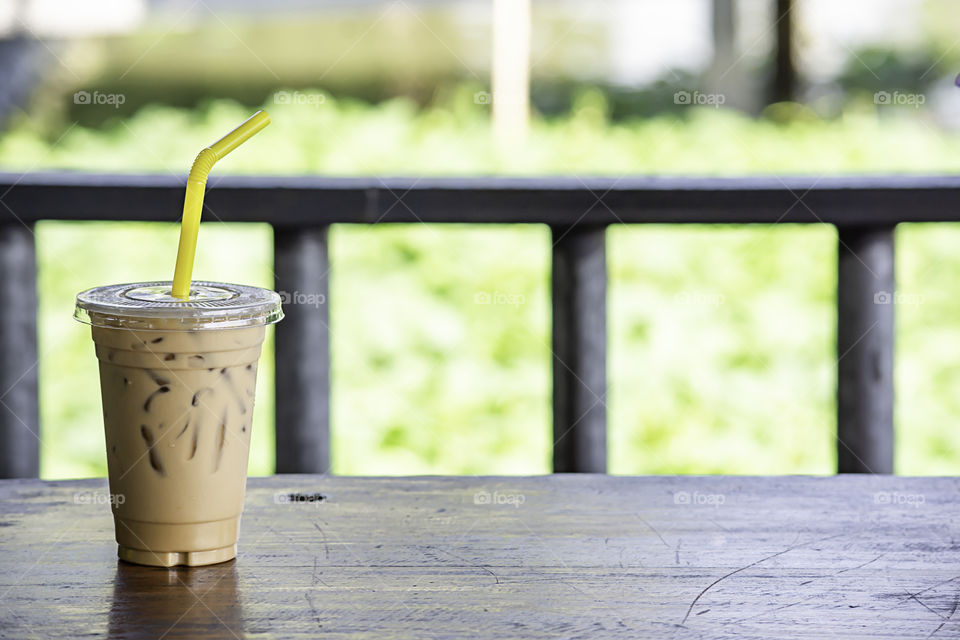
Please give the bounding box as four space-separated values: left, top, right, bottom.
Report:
76 281 282 567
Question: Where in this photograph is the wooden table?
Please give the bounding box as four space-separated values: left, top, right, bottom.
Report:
0 475 956 639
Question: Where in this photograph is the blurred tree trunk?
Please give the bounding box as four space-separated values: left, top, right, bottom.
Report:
771 0 796 103
0 0 55 135
492 0 530 146
713 0 736 66
705 0 752 112
0 37 47 130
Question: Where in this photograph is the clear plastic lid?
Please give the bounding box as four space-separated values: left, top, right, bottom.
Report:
75 281 284 331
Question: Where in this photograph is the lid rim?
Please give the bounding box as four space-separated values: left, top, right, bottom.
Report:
75 281 284 331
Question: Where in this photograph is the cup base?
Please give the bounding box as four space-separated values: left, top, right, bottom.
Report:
114 515 241 566
118 543 237 567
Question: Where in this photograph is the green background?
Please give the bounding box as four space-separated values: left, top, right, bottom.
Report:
4 88 958 477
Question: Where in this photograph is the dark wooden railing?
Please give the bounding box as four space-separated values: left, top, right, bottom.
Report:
4 172 957 478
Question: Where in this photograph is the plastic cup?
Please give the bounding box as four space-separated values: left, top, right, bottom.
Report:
75 281 283 567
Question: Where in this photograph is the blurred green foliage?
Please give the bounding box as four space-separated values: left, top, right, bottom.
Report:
3 87 960 477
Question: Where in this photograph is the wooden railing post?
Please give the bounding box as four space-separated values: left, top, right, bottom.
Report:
0 224 39 478
273 226 331 474
551 225 607 473
837 225 895 474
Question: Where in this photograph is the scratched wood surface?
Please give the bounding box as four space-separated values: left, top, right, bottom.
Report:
0 475 957 639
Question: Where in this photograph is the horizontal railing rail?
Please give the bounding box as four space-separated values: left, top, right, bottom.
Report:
1 172 941 477
4 173 960 224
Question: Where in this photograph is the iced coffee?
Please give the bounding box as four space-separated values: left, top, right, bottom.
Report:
75 281 282 567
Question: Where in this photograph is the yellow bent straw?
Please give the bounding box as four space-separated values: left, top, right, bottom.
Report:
171 110 271 299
